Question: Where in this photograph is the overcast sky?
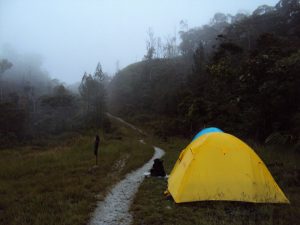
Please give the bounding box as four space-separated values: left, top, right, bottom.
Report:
0 0 279 84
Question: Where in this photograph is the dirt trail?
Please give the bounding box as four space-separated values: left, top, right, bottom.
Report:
106 113 146 135
89 115 165 225
89 147 164 225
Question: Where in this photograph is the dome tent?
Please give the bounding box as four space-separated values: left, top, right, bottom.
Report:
167 132 289 204
192 127 223 141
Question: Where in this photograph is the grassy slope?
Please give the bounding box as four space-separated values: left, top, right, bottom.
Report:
130 136 300 225
0 118 153 225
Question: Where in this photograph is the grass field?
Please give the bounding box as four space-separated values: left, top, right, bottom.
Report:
130 137 300 225
0 119 153 225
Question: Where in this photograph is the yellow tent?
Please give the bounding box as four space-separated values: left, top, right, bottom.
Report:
167 132 289 203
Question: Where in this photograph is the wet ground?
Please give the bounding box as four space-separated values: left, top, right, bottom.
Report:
89 114 165 225
89 146 165 225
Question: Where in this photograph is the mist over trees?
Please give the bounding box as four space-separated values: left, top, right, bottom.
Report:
143 27 180 60
0 48 56 146
1 0 299 149
109 0 300 145
0 47 109 147
79 62 109 129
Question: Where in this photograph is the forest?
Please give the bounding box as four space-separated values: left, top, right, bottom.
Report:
0 0 299 148
109 0 300 146
0 48 110 147
0 1 299 224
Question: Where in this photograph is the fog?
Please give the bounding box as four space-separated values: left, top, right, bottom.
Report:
0 0 278 84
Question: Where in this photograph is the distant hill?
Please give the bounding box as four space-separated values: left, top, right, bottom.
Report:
109 57 192 118
108 0 300 144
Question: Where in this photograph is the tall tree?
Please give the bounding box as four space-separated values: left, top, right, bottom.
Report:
0 59 13 102
0 59 13 76
79 62 107 128
144 28 156 60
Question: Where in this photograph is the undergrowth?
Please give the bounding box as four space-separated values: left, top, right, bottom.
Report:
0 118 153 225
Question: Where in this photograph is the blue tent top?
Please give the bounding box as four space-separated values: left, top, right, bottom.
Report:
192 127 223 141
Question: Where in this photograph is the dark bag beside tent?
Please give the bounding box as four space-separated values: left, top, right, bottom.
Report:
150 159 166 177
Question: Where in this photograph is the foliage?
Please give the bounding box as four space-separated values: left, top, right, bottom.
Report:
36 85 79 135
0 59 13 76
143 27 180 60
79 62 107 129
109 58 192 124
0 102 27 146
109 0 300 143
0 54 110 147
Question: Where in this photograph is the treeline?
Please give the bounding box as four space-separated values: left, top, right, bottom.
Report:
0 49 108 148
109 0 300 145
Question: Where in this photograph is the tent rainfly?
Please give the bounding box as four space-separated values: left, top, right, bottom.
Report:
166 131 289 204
192 127 223 141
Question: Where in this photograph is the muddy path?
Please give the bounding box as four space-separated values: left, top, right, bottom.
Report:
106 113 146 135
89 115 165 225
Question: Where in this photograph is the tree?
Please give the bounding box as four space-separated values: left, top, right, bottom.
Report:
276 0 300 14
163 35 178 58
94 62 105 81
144 46 155 60
179 29 201 56
0 59 13 76
144 28 156 60
253 5 275 16
108 1 300 144
0 102 27 143
155 37 163 58
211 12 229 24
79 62 107 128
0 59 13 102
36 84 78 134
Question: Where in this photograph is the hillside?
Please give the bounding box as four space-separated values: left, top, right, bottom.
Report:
108 57 193 136
108 0 300 144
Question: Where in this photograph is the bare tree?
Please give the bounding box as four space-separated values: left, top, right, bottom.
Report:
156 37 163 58
144 28 156 60
163 35 179 58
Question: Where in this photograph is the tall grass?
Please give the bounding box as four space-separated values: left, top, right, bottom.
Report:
0 119 153 225
130 137 300 225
